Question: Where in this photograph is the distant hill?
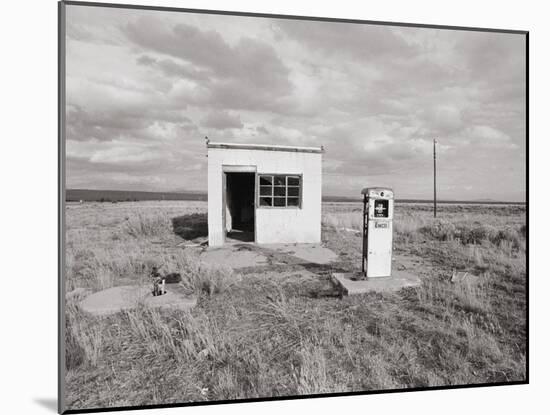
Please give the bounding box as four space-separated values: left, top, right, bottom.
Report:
66 189 207 202
66 189 525 205
325 196 525 205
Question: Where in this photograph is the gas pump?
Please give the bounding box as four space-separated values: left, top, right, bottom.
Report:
361 187 394 278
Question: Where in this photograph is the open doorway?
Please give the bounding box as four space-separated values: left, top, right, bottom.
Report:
224 172 255 242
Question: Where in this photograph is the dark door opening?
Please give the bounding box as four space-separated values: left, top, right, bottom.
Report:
225 172 255 242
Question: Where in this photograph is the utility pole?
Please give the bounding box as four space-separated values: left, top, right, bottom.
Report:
433 138 437 218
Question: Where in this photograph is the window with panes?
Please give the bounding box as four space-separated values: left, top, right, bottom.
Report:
258 174 302 208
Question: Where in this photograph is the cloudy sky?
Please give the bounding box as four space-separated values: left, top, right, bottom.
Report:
65 5 526 201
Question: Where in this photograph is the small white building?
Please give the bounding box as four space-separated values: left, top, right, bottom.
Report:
207 141 324 246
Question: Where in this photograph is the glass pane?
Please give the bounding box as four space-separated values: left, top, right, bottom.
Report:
260 197 272 206
287 197 299 207
287 176 300 186
273 197 285 207
259 186 272 196
287 187 299 197
274 186 286 196
259 175 273 186
274 175 285 186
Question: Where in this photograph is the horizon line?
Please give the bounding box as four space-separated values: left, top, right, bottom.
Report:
66 188 526 204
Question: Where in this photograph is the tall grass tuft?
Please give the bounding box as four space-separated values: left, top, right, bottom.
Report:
163 252 242 296
292 342 329 394
123 307 228 364
124 213 171 238
65 303 104 370
321 213 363 231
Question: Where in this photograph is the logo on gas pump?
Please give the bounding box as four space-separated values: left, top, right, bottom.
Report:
373 200 389 218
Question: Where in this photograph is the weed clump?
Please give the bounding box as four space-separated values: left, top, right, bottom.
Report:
420 220 456 241
419 220 524 250
164 252 242 296
124 213 170 238
172 213 208 240
65 303 104 370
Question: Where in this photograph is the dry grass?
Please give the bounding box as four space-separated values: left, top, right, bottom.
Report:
64 201 526 410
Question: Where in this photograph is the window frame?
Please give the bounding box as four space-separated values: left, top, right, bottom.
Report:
256 173 303 209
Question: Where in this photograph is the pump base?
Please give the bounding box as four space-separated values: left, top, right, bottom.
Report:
331 269 421 296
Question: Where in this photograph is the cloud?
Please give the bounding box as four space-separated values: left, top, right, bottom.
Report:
66 103 195 142
136 54 210 81
421 105 464 135
275 20 417 61
318 119 434 178
201 111 243 130
89 144 168 164
456 31 526 85
136 55 155 66
64 5 526 201
465 125 517 148
67 22 96 43
123 17 294 111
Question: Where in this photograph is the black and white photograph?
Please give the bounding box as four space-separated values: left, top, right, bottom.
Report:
59 1 527 413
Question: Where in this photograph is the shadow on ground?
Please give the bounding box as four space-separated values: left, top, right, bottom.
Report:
172 213 208 240
34 398 57 413
226 230 254 242
239 244 346 272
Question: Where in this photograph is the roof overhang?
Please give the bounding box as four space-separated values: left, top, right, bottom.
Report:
207 141 324 154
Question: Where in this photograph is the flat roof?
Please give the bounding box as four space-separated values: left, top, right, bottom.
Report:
207 141 324 154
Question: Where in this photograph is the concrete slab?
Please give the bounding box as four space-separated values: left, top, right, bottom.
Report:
199 243 339 270
66 287 91 301
80 285 197 316
199 245 268 269
331 269 421 295
261 243 339 265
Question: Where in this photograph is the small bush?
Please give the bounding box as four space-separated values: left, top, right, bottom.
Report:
461 224 499 245
420 220 456 241
394 215 425 243
493 226 523 249
452 275 491 315
420 220 525 250
172 213 208 240
520 224 527 237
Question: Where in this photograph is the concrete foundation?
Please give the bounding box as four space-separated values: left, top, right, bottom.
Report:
199 243 338 269
199 245 268 269
331 268 421 295
80 285 197 316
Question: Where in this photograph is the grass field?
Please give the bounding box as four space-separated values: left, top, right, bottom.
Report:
64 200 527 410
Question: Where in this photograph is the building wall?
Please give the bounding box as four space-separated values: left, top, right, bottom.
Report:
207 147 322 246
